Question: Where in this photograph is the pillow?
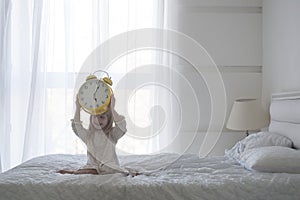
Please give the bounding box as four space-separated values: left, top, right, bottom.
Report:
225 131 293 161
239 146 300 173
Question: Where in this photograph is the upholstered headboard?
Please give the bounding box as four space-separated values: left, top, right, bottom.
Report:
269 91 300 149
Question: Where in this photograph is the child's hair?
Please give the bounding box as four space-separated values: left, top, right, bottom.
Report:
89 108 113 135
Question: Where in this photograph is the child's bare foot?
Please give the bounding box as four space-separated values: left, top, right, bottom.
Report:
126 171 142 177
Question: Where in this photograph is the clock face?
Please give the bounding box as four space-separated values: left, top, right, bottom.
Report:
78 78 112 115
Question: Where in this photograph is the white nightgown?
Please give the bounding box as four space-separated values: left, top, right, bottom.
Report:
71 117 127 174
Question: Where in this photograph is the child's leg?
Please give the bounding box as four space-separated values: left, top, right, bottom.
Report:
58 168 98 175
57 169 75 174
73 168 98 175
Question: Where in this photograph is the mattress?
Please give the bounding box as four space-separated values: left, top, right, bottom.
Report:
0 153 300 200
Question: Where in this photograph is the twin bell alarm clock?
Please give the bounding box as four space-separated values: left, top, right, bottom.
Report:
77 70 113 115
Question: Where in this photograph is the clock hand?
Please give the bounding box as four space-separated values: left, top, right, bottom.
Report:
93 80 101 101
93 88 99 102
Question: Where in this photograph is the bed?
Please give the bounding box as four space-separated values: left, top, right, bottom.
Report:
1 91 300 200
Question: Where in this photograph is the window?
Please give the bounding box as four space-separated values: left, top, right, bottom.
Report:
8 0 166 167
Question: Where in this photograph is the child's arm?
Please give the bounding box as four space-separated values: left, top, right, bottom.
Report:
73 95 81 122
71 95 88 143
110 95 127 141
110 95 125 123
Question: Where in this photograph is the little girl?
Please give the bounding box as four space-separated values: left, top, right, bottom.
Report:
59 95 134 175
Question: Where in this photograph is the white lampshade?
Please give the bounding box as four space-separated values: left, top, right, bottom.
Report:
226 98 269 131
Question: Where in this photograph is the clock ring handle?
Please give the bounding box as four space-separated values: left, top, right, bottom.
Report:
92 69 113 86
92 69 111 79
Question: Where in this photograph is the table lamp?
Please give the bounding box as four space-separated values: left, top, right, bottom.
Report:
226 98 269 136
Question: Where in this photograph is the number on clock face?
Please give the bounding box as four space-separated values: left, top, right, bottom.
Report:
78 79 110 110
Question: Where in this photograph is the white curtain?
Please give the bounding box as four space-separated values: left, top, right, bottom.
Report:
0 0 177 172
0 0 12 172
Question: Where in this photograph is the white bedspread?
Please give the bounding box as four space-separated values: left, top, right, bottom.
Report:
0 153 300 200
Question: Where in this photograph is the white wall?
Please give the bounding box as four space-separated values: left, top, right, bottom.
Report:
262 0 300 107
175 0 262 66
165 0 263 155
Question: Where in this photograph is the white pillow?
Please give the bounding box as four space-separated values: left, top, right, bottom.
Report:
239 146 300 173
225 131 293 161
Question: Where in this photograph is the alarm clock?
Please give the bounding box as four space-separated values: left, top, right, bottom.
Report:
78 70 113 115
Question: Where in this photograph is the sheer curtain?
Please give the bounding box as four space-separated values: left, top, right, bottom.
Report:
0 0 174 172
0 0 12 172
